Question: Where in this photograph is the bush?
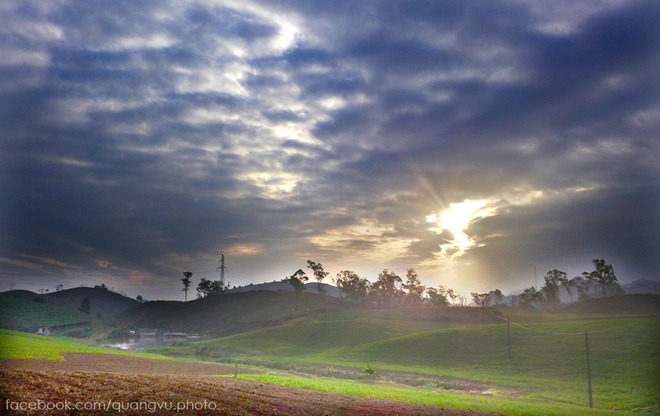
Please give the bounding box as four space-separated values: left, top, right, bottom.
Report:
362 364 379 380
63 327 92 338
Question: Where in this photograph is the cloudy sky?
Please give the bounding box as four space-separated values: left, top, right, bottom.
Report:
1 0 659 300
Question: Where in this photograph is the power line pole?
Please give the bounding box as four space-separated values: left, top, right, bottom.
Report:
534 267 537 289
218 254 227 288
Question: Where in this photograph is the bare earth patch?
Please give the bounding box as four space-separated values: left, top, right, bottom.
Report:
1 354 509 415
0 352 249 375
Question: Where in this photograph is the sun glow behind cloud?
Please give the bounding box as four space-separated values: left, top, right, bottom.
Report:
428 200 495 259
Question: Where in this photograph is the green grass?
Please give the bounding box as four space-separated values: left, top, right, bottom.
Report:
186 313 660 412
180 316 465 359
0 298 89 331
0 329 172 361
237 374 634 416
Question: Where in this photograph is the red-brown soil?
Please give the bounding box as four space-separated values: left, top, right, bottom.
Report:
1 354 508 415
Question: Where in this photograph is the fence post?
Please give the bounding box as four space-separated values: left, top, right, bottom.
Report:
507 319 511 358
235 362 238 378
585 331 593 408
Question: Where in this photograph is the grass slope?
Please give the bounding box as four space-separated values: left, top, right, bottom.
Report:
0 329 171 361
181 312 659 412
0 297 89 331
177 316 466 359
331 316 659 410
239 375 632 416
559 294 660 314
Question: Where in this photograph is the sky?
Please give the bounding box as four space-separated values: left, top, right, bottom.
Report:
1 0 659 301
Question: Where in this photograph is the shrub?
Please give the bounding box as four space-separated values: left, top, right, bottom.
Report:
362 364 379 380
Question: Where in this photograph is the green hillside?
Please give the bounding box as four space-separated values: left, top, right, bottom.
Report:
559 294 660 314
0 297 89 332
181 316 468 359
116 290 345 335
336 316 659 408
0 287 139 318
163 310 659 412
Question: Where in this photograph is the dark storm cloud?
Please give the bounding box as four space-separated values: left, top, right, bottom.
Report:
1 0 658 297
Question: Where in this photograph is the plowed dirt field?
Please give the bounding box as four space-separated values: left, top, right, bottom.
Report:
1 354 507 415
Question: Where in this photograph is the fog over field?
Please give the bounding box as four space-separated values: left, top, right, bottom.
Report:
1 0 659 299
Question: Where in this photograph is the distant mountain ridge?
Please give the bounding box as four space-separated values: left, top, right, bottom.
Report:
228 281 342 297
620 278 660 295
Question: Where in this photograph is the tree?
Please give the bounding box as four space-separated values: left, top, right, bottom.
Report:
446 287 458 305
571 275 592 302
334 270 370 303
79 297 91 315
369 269 403 308
542 269 568 312
589 259 618 297
457 293 468 306
402 268 426 306
196 278 224 298
491 289 504 305
136 295 143 302
181 272 193 302
283 269 308 303
471 292 491 323
55 284 64 292
564 277 580 303
517 287 544 311
307 260 329 295
582 270 598 299
426 287 449 307
471 292 491 307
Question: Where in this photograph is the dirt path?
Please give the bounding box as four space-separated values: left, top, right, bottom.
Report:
1 354 509 415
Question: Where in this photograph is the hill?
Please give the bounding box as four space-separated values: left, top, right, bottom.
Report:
229 281 342 297
620 279 660 295
159 311 659 412
0 287 139 318
116 290 341 335
559 294 660 314
0 297 89 332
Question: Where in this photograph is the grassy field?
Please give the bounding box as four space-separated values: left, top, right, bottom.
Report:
237 374 631 416
0 329 171 361
163 311 660 413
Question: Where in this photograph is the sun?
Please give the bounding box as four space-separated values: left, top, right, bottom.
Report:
428 200 494 258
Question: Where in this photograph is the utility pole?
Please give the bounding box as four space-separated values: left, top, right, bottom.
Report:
585 331 593 408
218 254 227 288
507 319 511 358
534 267 537 289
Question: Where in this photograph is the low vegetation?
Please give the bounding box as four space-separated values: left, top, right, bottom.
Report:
0 297 89 332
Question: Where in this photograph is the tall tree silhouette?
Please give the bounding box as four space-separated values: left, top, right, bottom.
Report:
307 260 329 295
181 272 193 302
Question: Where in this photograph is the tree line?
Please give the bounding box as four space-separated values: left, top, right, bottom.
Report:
514 259 621 312
180 258 621 312
283 258 621 312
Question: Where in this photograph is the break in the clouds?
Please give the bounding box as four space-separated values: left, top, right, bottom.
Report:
1 0 659 299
